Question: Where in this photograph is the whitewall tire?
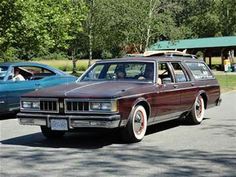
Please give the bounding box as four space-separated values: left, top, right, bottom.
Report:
121 105 147 143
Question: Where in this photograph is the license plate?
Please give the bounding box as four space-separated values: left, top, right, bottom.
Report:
50 119 68 131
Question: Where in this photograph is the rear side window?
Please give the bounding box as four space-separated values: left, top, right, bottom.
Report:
185 62 214 80
170 62 189 82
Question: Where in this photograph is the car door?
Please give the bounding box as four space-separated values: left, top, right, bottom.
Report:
5 66 42 111
0 84 8 113
0 66 9 113
152 61 181 122
169 62 197 112
5 79 40 111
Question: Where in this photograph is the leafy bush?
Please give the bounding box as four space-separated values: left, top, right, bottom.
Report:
0 47 19 62
196 51 204 58
58 65 72 72
77 64 87 71
101 50 113 59
35 59 89 72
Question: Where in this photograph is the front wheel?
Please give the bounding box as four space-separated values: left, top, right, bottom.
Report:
41 126 65 139
121 105 147 143
187 95 205 124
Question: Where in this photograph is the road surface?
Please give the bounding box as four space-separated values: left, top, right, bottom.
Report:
1 91 236 177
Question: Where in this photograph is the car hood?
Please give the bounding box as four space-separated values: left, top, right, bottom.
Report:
22 81 156 99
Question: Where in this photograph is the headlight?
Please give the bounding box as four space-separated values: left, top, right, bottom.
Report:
22 101 40 109
90 101 117 112
22 101 32 108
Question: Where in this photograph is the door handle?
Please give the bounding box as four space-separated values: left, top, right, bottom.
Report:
191 83 195 86
173 84 178 88
0 100 5 104
35 83 40 86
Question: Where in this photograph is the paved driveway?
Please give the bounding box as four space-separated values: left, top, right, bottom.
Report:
1 92 236 177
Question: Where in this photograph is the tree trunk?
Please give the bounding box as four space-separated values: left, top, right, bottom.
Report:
88 0 94 67
88 24 92 66
72 48 77 74
145 0 154 51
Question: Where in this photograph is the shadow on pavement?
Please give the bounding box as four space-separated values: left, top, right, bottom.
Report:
0 113 17 120
1 119 184 149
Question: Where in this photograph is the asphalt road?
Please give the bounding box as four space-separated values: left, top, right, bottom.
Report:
1 91 236 177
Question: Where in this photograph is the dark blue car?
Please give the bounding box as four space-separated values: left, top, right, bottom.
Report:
0 62 77 114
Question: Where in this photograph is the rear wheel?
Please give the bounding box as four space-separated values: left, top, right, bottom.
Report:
40 126 65 139
187 95 205 124
121 105 147 143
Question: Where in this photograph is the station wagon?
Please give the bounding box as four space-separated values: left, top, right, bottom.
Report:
17 52 221 143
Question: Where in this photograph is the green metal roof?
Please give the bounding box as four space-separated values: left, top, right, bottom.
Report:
149 36 236 50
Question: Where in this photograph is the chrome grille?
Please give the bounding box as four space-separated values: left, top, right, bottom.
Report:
65 100 89 112
40 100 58 112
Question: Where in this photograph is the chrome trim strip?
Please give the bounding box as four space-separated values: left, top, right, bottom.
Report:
118 91 155 99
9 106 20 111
17 113 120 120
18 118 47 126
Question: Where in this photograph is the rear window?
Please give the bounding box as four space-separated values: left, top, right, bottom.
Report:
185 62 214 80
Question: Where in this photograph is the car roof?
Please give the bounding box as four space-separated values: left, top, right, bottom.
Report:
1 62 49 67
96 55 200 63
0 62 66 75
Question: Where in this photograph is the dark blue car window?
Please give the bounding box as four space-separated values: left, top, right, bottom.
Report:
0 66 8 80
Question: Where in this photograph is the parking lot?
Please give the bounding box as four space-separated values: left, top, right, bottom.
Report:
1 91 236 177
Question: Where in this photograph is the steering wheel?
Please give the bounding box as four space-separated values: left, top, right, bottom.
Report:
134 74 145 79
160 70 168 75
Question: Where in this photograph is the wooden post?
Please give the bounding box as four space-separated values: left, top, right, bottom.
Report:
203 50 206 62
221 48 225 71
209 56 212 69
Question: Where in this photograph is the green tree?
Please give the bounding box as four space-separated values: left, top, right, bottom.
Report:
175 0 222 38
87 0 186 56
216 0 236 36
0 0 22 61
0 0 88 73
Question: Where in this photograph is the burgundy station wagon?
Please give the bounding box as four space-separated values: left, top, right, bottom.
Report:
17 52 221 143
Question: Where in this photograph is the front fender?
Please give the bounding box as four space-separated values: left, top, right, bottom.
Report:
121 97 151 127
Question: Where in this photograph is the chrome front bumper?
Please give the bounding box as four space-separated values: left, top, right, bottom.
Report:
17 113 121 129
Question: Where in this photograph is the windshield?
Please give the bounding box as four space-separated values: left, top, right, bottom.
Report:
0 66 8 80
80 62 155 83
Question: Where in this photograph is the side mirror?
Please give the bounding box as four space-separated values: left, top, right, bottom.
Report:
162 78 172 84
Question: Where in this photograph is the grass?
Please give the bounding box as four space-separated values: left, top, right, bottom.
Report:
215 74 236 93
205 57 222 65
34 59 95 72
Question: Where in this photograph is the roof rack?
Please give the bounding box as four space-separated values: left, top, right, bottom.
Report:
143 50 196 59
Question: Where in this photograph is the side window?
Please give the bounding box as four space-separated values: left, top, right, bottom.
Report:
158 62 173 84
171 62 189 82
106 64 118 79
125 63 145 78
125 63 154 81
83 64 104 80
20 66 55 80
185 62 214 80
